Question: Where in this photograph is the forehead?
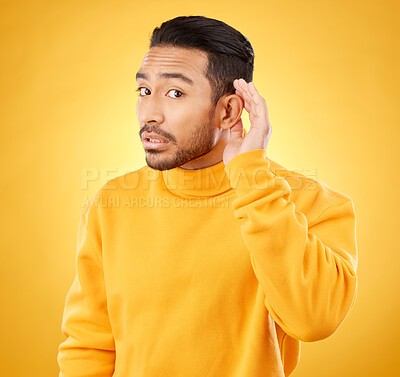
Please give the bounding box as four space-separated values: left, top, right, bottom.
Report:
137 46 208 82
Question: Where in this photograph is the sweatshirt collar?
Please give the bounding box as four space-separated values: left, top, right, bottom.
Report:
161 159 233 199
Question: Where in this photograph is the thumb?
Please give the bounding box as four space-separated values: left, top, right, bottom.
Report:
229 117 244 141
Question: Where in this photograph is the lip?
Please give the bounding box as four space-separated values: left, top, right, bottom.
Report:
142 139 169 149
141 131 169 143
141 131 170 149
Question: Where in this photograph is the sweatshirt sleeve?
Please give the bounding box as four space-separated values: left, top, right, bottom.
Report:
224 149 358 342
57 204 115 376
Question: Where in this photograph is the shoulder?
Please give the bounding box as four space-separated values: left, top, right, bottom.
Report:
82 164 159 213
99 165 153 193
267 156 353 222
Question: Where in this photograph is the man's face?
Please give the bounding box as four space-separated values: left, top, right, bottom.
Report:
136 46 219 171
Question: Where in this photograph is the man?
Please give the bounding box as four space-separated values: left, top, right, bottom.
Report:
57 15 358 377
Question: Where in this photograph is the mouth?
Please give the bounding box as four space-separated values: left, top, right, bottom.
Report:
142 137 170 149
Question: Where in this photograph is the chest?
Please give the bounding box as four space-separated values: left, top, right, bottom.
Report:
102 204 256 309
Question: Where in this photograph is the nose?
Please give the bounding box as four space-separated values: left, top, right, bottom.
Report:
136 95 164 125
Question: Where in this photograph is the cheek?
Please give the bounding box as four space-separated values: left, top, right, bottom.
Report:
169 113 192 143
168 106 203 146
167 105 196 133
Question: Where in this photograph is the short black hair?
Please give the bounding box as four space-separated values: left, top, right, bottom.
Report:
149 15 255 107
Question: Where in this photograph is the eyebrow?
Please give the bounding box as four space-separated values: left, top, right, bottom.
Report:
136 71 195 86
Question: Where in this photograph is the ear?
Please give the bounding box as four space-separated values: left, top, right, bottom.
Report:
217 94 244 131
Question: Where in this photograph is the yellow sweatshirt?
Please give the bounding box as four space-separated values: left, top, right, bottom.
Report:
57 148 358 377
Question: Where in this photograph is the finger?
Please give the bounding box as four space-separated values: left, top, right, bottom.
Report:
248 82 258 96
248 82 265 105
235 89 251 113
230 117 244 140
236 79 253 98
235 81 256 109
238 81 268 120
234 78 249 93
234 81 251 111
249 82 269 119
234 79 260 115
237 80 259 109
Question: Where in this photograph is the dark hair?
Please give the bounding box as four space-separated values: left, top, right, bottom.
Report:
149 15 255 107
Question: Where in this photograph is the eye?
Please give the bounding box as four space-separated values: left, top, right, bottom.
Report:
136 87 150 96
135 87 184 99
167 89 184 99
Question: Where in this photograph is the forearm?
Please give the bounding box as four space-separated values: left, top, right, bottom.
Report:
225 149 358 342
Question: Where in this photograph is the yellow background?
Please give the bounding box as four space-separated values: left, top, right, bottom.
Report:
1 0 398 376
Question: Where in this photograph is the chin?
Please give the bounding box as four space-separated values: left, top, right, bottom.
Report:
145 153 180 171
